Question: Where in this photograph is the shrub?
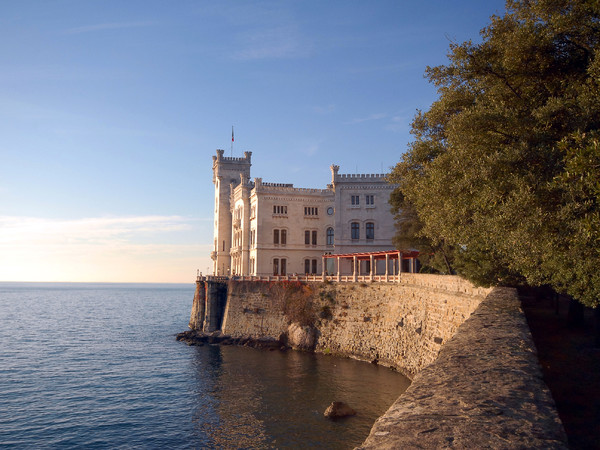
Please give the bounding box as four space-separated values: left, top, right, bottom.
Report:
319 305 333 320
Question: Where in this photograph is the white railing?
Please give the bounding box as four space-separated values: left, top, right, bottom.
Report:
198 274 403 283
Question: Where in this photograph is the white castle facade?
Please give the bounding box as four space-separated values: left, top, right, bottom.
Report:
211 149 397 277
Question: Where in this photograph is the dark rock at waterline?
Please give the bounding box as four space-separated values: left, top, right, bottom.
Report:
324 401 357 419
176 330 288 351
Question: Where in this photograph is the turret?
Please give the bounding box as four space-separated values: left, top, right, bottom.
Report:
211 149 252 276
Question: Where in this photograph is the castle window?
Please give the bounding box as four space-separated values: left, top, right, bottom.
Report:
304 207 318 216
351 222 360 240
274 258 287 276
305 230 310 245
366 195 374 205
326 227 334 246
304 259 318 274
366 222 375 240
351 195 360 206
273 229 287 246
312 230 317 245
273 205 288 215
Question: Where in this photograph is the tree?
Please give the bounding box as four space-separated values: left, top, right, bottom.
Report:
389 0 600 306
389 188 456 274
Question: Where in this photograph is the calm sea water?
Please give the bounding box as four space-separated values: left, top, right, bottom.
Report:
0 282 410 449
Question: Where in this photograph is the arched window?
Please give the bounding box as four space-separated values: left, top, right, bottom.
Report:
351 222 360 240
366 222 375 240
326 227 334 246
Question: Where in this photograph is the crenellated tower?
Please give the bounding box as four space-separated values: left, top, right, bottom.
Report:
211 150 252 275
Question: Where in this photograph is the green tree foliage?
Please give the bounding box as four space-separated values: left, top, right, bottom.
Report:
389 0 600 306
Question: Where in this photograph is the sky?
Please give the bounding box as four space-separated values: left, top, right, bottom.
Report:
0 0 507 283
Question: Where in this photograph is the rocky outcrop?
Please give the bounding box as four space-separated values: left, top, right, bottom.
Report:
287 323 316 351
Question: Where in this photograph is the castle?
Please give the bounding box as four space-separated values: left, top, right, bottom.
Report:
211 149 397 277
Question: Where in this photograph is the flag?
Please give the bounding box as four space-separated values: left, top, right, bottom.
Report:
232 126 234 142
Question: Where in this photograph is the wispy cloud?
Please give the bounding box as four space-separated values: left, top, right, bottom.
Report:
313 104 336 115
0 215 194 245
304 142 320 156
64 21 156 35
347 113 387 124
0 215 210 282
233 26 312 60
385 115 407 132
347 62 416 75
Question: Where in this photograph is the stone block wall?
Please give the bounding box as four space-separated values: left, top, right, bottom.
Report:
216 275 490 377
220 281 289 339
312 276 490 377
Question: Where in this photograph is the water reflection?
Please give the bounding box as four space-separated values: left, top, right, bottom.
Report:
190 345 410 449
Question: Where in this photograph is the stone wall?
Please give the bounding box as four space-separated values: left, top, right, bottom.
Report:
220 281 289 338
217 274 490 377
359 287 568 448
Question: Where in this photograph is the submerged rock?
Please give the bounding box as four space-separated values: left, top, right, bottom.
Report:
324 401 357 419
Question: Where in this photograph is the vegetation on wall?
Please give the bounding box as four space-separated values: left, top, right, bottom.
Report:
389 0 600 306
268 281 317 327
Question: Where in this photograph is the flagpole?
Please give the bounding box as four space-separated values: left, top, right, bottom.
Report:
231 125 234 156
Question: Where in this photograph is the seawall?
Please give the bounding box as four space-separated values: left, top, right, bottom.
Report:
216 275 489 377
185 275 567 447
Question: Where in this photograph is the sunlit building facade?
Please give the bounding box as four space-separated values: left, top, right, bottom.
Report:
210 149 396 277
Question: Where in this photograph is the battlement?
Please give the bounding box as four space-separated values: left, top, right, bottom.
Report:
213 149 252 164
253 177 332 195
329 164 388 184
336 173 387 181
261 182 294 188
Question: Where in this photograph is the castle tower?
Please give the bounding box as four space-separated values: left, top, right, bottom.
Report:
211 150 252 275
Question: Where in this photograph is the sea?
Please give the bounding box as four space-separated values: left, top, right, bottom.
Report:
0 282 410 449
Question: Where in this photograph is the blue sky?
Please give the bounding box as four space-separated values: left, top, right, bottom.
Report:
0 0 506 282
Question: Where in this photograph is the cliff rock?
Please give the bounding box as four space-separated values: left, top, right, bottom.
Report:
287 323 316 350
